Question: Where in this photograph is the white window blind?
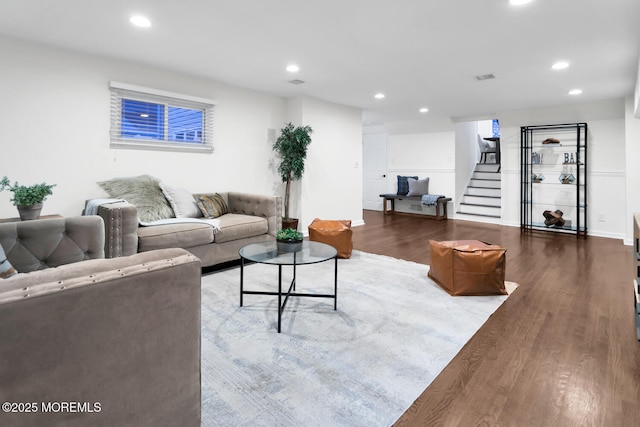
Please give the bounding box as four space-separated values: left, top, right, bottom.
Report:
109 81 216 152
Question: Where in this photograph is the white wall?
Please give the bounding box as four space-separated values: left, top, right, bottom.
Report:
0 35 362 226
454 121 478 212
498 98 627 240
635 56 640 118
0 35 286 218
385 132 455 215
295 97 364 229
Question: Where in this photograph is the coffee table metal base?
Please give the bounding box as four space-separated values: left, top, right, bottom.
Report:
240 257 338 333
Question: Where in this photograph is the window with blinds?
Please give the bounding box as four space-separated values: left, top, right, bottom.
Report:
109 82 216 152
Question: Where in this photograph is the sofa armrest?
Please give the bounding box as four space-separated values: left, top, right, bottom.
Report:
96 201 139 258
227 192 282 236
0 248 201 426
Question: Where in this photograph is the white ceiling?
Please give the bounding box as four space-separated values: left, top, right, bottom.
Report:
1 0 639 131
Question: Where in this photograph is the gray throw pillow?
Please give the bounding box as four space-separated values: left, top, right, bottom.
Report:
160 182 202 218
98 175 174 223
406 177 429 197
0 244 17 279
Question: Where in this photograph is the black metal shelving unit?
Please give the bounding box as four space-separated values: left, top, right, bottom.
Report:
520 123 587 237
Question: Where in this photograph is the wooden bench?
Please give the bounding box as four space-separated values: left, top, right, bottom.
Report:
379 194 452 220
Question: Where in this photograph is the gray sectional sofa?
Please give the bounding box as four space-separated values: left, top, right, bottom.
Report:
0 216 201 427
94 190 282 267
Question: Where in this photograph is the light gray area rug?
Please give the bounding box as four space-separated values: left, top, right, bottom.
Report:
200 250 517 426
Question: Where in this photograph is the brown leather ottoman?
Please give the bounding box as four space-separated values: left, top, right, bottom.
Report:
428 240 507 296
308 219 353 259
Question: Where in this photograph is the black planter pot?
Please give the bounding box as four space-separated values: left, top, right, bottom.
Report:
277 239 303 253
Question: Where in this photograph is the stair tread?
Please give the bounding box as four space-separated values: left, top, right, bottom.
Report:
464 194 501 198
456 211 501 218
460 202 501 208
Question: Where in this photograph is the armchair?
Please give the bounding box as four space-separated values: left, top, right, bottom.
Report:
0 217 201 427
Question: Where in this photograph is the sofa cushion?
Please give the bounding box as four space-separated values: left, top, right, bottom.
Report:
137 222 215 252
194 193 229 218
98 175 174 223
160 182 202 218
214 214 269 243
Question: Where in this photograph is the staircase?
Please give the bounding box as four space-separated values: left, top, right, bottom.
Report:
457 163 501 219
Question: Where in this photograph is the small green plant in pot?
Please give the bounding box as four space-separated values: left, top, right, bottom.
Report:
276 228 304 253
276 228 303 242
0 176 56 220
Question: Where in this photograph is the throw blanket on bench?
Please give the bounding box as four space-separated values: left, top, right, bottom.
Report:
421 194 445 206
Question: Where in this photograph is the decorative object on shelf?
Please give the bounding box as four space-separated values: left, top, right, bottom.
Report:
276 228 303 253
558 173 576 184
562 152 583 165
531 151 543 164
542 137 560 144
0 176 56 221
563 152 576 164
272 122 313 231
532 173 545 183
543 209 565 228
558 165 575 184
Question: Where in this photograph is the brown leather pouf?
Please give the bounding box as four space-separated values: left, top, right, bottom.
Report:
308 219 353 259
428 240 507 296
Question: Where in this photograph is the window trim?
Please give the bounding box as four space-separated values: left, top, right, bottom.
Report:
109 81 217 153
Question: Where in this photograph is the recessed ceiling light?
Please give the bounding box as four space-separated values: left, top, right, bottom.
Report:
419 108 429 113
552 61 570 70
286 64 300 73
374 93 385 100
509 0 533 5
130 15 151 28
568 89 583 95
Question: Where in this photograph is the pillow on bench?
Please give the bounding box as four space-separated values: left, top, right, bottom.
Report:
407 177 429 197
397 175 418 195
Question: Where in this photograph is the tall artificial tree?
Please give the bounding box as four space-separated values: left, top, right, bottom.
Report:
272 122 313 221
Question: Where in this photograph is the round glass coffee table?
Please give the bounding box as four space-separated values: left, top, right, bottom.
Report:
239 240 338 333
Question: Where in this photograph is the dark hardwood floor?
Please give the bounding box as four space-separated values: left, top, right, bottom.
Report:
351 210 640 427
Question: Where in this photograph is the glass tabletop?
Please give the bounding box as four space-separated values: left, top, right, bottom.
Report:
239 240 337 265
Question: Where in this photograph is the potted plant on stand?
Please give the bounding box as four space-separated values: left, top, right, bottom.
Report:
0 176 56 220
272 122 313 230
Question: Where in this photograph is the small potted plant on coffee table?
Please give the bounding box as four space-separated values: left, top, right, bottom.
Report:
0 176 56 221
276 228 304 253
